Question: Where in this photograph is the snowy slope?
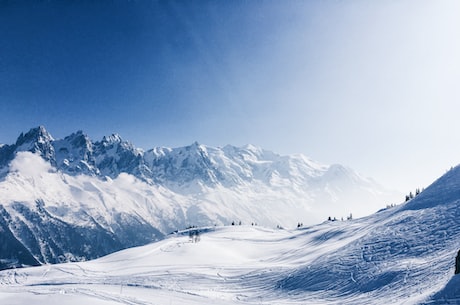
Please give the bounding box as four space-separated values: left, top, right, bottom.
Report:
2 163 460 304
1 189 460 305
0 127 400 269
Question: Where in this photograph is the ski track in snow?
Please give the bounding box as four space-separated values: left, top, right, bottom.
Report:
3 165 460 304
1 198 460 305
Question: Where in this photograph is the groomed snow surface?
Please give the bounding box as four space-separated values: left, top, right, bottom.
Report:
2 179 460 305
2 161 460 304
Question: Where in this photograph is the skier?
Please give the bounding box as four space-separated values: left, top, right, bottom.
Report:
455 250 460 274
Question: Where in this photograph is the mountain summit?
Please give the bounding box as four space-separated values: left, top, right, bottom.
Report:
0 126 400 269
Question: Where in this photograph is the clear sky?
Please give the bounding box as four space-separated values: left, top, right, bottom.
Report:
1 0 459 193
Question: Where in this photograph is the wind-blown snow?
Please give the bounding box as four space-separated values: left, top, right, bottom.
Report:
9 152 54 177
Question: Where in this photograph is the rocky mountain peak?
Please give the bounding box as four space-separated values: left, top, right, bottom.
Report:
100 133 123 146
14 126 55 163
15 126 53 147
0 126 398 199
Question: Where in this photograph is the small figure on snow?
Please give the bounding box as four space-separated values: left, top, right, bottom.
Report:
455 250 460 274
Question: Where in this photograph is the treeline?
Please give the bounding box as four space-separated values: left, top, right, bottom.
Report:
405 187 424 202
326 213 353 222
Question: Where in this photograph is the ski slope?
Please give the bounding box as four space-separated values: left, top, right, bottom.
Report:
2 165 460 304
0 224 371 305
0 198 459 305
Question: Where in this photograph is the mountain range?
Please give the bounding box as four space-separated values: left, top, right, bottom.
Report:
0 126 400 270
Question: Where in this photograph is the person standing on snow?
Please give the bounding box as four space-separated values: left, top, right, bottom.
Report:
455 250 460 274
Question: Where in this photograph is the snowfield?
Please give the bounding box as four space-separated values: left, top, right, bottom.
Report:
2 165 460 305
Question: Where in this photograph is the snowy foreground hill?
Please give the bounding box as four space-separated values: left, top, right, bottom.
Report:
0 126 399 269
1 164 460 304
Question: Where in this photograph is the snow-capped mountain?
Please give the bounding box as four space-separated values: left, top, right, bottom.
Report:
0 126 400 270
1 164 460 304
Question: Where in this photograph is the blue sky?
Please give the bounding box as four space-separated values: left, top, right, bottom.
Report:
1 0 460 193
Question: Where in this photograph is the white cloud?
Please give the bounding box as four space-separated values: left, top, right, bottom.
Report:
9 151 53 177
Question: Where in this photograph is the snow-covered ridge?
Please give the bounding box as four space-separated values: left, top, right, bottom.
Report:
0 126 379 190
0 126 401 270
